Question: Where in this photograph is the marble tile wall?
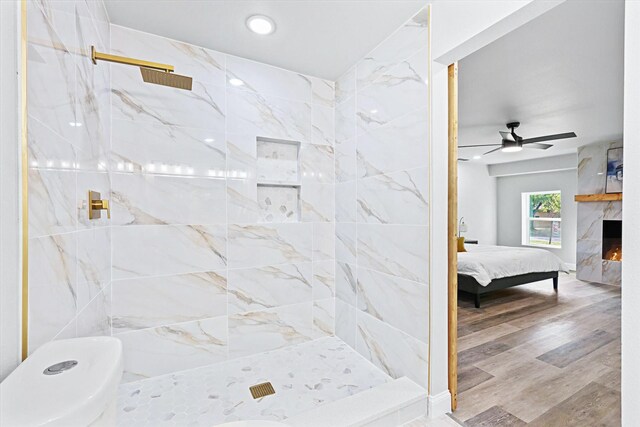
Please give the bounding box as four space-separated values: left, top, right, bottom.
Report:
334 7 430 388
26 0 112 353
576 141 623 285
109 26 336 381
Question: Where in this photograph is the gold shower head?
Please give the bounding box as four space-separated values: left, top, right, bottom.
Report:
140 67 193 90
91 46 193 91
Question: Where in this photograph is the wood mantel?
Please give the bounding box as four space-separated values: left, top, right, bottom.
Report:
575 193 623 202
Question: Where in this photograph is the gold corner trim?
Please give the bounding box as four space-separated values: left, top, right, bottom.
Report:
20 0 29 361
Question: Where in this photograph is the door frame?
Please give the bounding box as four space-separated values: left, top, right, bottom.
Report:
447 62 459 411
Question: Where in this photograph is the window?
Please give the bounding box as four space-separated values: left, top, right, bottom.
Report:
522 191 562 248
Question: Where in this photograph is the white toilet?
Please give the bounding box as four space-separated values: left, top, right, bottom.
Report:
0 336 123 426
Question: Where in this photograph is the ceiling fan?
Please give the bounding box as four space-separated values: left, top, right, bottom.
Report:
459 122 577 160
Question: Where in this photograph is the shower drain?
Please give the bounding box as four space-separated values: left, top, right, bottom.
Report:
249 381 275 399
43 360 78 375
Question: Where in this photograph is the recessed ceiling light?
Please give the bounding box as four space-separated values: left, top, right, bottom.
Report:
246 15 276 35
473 155 482 160
229 78 244 87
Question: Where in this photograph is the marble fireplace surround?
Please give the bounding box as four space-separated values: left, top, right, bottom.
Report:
576 142 623 285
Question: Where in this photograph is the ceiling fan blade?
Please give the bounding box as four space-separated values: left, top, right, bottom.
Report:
499 131 515 142
522 132 576 144
459 143 502 148
484 146 503 155
458 158 470 162
523 142 553 150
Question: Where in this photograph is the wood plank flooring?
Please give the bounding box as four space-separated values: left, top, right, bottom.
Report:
453 273 621 426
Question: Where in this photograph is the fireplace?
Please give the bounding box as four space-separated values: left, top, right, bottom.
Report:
602 220 622 261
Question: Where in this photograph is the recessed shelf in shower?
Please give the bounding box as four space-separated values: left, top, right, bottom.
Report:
256 137 301 223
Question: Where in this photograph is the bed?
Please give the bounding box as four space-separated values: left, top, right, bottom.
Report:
457 245 569 308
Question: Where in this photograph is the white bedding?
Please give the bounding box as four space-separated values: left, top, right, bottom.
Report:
458 244 569 286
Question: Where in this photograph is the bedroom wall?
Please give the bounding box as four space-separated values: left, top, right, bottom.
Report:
496 169 577 267
458 162 497 245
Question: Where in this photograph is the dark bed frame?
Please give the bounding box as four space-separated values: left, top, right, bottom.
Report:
458 271 559 308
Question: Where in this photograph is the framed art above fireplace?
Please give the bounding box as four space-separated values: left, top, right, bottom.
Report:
606 147 623 194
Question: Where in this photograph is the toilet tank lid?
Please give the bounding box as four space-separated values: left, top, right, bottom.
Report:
0 337 123 426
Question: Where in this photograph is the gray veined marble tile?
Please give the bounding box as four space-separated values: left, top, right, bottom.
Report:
28 233 77 288
312 298 336 338
313 222 336 261
76 283 111 338
112 224 227 280
356 47 428 134
336 262 357 306
335 223 357 264
226 88 312 142
335 299 357 349
313 260 336 300
335 66 356 105
75 1 110 170
111 65 225 131
111 173 227 226
111 120 226 177
357 108 429 179
301 143 335 184
356 267 428 343
356 7 429 90
357 167 429 225
577 142 622 194
111 25 226 87
27 2 79 146
335 96 356 144
227 263 313 315
29 279 77 354
577 202 604 240
111 271 227 333
28 233 78 352
117 316 228 382
228 302 313 358
312 104 335 146
355 311 429 388
601 260 622 285
28 168 77 238
226 54 312 102
336 180 357 223
27 115 78 172
335 136 357 183
576 239 603 283
75 226 110 291
357 224 429 284
311 76 335 107
228 223 312 269
301 183 335 223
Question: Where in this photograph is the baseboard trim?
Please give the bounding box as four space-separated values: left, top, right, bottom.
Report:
428 390 452 418
566 263 577 271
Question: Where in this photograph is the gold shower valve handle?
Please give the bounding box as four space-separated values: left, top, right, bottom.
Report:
88 190 110 220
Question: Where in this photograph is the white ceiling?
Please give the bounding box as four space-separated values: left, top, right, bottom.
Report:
103 0 426 80
458 0 624 165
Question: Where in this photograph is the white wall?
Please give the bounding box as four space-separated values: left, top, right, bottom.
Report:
0 0 21 381
622 0 640 424
458 162 497 244
496 170 577 267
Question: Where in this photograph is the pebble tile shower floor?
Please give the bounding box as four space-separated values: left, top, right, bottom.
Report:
117 337 392 426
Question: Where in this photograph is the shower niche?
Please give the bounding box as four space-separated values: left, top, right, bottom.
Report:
256 137 301 223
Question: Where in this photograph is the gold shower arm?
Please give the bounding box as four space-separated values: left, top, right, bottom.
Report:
90 46 174 73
